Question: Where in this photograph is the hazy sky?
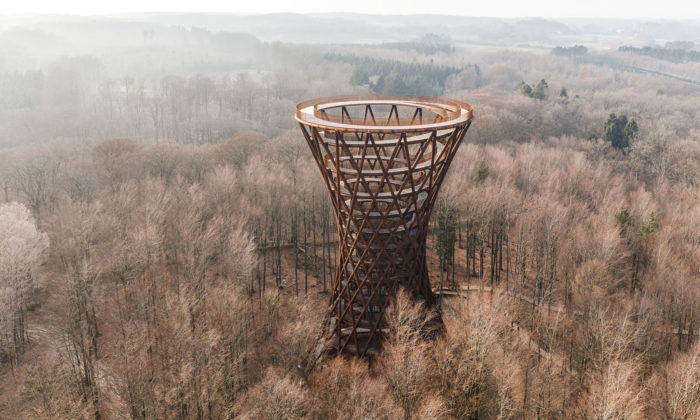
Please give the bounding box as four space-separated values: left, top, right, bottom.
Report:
1 0 697 20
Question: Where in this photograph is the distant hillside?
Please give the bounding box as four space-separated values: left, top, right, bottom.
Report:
620 45 700 63
2 13 700 48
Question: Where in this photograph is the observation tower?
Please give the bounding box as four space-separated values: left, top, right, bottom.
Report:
296 95 473 356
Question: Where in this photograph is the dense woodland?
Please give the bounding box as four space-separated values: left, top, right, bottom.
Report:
619 45 700 64
1 13 699 419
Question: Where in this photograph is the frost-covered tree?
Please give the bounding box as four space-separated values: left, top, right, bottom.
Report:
0 202 48 364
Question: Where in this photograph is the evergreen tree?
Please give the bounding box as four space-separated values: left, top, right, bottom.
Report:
624 119 638 142
518 81 533 97
604 113 637 150
519 79 548 100
639 212 660 240
615 206 632 234
532 79 548 100
475 160 489 183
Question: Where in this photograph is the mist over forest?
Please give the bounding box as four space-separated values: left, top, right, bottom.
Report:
0 12 699 419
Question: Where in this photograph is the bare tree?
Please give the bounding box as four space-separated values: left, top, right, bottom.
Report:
0 202 49 365
648 340 700 420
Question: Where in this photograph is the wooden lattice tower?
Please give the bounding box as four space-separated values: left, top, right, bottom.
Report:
296 95 473 356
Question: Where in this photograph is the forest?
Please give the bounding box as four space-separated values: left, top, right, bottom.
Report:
0 12 699 419
619 46 700 63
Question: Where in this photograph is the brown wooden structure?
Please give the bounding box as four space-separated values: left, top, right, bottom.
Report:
296 95 473 356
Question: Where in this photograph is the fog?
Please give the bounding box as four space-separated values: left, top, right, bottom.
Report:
0 12 699 419
0 13 698 148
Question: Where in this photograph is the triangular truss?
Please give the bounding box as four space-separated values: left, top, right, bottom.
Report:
297 96 472 356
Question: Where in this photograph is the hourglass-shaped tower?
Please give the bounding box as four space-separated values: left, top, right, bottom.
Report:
296 95 473 356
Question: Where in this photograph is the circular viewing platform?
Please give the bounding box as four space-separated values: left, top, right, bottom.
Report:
295 95 473 133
